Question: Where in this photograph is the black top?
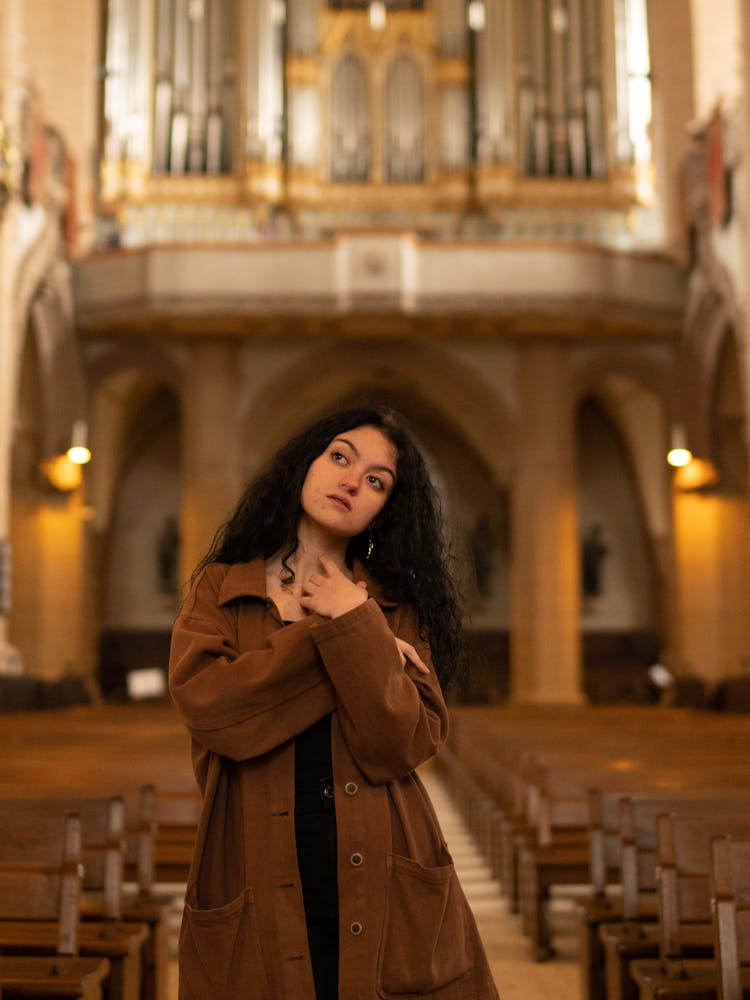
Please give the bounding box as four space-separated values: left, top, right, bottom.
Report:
294 713 339 996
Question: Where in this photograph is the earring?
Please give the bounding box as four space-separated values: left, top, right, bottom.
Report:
366 531 374 560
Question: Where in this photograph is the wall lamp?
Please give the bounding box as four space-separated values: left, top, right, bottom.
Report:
667 424 692 468
39 421 92 493
66 420 92 466
368 0 386 31
467 0 485 31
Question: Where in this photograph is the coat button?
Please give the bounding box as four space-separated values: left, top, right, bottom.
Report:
350 921 363 935
344 782 358 796
350 852 363 866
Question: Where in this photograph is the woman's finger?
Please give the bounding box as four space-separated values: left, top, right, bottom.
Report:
394 638 430 674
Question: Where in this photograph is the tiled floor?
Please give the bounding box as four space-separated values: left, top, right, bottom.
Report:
165 768 581 999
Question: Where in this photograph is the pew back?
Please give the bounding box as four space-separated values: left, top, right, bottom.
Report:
657 812 750 961
0 803 83 955
711 835 750 1000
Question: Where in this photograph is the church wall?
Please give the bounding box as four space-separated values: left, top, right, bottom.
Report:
18 0 100 252
647 0 696 256
690 0 742 121
673 490 750 681
102 420 180 632
2 0 749 704
9 487 86 678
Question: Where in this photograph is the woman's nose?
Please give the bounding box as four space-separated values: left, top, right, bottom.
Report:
339 476 359 494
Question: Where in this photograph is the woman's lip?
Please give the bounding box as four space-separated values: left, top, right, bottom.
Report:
327 494 351 511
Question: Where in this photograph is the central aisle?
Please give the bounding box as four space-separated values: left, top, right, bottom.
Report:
419 766 581 1000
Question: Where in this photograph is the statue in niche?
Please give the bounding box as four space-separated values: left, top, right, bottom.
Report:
469 513 496 597
156 515 180 595
581 523 608 598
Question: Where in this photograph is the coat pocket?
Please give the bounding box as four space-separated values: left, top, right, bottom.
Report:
377 853 473 997
180 887 269 999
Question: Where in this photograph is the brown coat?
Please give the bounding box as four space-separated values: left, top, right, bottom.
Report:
169 559 499 999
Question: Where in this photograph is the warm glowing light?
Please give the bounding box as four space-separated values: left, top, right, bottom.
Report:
67 419 92 465
667 447 692 468
67 445 92 465
40 455 83 492
667 424 692 468
270 0 286 26
673 457 720 491
467 0 486 31
368 0 386 31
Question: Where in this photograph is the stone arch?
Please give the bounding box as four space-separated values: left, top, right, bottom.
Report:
570 348 675 687
680 272 746 460
85 341 185 395
11 267 86 475
86 355 183 697
241 339 516 490
571 345 673 539
241 340 515 700
708 325 748 493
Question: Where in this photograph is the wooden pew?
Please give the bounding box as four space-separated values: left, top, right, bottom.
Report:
0 701 197 886
0 796 148 1000
585 787 750 1000
599 797 750 1000
515 757 750 960
0 956 111 1000
0 803 111 999
515 761 593 958
0 702 197 1000
0 783 173 1000
119 784 174 1000
628 812 750 1000
711 836 750 1000
443 705 750 973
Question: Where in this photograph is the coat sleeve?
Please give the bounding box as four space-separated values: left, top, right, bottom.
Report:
310 598 449 785
168 566 336 760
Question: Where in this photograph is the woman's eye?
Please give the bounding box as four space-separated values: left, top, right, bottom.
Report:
367 475 384 491
331 451 347 465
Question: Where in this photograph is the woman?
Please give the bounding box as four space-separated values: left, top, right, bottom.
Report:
169 405 499 1000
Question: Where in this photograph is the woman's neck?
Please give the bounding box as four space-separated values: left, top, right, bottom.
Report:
281 519 349 582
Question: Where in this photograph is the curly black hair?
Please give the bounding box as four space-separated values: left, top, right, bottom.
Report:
194 405 465 692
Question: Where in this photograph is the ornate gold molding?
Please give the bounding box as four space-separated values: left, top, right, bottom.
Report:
320 9 435 56
285 173 470 209
436 59 471 86
76 296 681 343
286 57 320 87
476 165 644 209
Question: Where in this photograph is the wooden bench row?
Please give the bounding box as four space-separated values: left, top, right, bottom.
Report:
436 704 750 1000
0 701 201 1000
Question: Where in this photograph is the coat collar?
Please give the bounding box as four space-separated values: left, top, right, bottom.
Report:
217 557 397 608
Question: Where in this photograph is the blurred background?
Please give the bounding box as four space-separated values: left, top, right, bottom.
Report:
0 0 748 713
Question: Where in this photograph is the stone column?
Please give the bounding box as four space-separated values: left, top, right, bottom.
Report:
510 343 583 704
645 0 695 255
741 0 750 439
0 0 22 668
180 340 242 584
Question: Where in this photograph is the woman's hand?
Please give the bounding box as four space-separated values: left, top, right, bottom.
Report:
394 638 430 675
299 555 369 619
300 558 430 676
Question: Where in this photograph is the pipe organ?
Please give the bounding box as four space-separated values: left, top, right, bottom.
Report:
99 0 651 236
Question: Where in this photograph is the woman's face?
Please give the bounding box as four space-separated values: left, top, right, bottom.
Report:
299 425 398 540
